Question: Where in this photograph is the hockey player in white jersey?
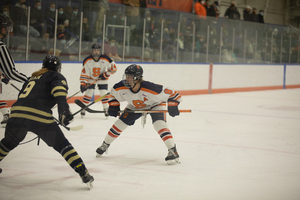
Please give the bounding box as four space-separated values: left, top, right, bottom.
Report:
96 64 182 164
80 43 117 118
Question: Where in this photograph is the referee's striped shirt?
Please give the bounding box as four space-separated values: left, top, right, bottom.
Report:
0 39 28 83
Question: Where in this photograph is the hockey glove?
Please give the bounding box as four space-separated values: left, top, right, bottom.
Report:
168 100 180 117
1 75 9 84
99 72 110 80
80 83 94 93
59 109 74 126
108 99 120 117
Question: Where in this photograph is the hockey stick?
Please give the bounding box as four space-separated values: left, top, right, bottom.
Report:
74 99 104 113
53 117 84 131
52 78 101 109
72 92 110 117
9 82 83 131
75 99 191 114
8 82 21 91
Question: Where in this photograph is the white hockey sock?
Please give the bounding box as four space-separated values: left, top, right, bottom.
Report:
104 119 128 144
153 120 175 149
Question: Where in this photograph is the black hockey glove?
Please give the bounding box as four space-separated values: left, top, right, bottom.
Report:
80 83 94 93
59 109 74 126
168 100 180 117
80 85 86 93
108 99 120 117
2 75 9 84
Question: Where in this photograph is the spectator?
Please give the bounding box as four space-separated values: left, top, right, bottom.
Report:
138 0 147 30
116 13 126 25
94 0 109 36
224 1 240 20
45 2 56 37
243 5 252 22
11 0 40 37
104 36 122 61
195 35 207 62
106 10 118 25
57 24 66 41
82 17 92 41
203 0 210 12
194 0 207 19
123 0 140 29
31 32 53 60
69 6 80 36
30 0 44 36
207 1 220 18
58 7 69 26
251 8 259 22
258 9 264 23
2 5 10 17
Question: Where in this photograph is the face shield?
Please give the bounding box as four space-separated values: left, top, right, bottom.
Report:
122 73 136 88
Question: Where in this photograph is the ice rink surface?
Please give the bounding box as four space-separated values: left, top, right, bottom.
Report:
0 89 300 200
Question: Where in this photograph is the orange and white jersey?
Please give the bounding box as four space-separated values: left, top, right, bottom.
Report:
80 54 117 84
110 80 182 111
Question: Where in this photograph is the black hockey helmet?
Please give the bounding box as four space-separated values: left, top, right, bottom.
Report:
123 64 143 88
0 13 12 32
91 43 101 60
42 55 61 72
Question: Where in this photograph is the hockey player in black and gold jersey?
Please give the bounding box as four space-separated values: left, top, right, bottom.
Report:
0 55 94 188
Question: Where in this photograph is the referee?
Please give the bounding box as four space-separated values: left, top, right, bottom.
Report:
0 13 28 127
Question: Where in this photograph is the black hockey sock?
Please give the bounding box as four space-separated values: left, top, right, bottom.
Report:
0 141 10 162
60 144 84 170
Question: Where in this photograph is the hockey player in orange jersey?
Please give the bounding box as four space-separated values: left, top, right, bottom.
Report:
96 64 181 164
80 43 117 118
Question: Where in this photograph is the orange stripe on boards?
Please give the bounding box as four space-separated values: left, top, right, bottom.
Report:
4 85 300 108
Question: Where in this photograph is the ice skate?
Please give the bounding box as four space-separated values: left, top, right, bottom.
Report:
75 164 94 189
96 141 110 157
165 145 180 165
104 108 109 119
80 109 86 118
1 114 9 128
80 171 94 189
0 168 2 173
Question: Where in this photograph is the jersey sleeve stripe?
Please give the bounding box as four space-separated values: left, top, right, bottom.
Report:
83 58 93 66
0 44 27 82
115 86 128 91
140 88 159 95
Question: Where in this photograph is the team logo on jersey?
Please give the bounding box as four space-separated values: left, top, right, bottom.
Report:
61 80 67 85
142 93 148 102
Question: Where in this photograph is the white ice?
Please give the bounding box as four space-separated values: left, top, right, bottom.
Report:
0 89 300 200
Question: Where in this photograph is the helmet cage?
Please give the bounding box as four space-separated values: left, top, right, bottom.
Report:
91 43 101 60
122 64 143 88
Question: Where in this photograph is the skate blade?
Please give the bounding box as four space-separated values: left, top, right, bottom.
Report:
86 181 93 190
167 158 181 165
96 153 102 157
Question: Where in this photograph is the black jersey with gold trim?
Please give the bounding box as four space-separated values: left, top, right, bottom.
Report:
10 71 69 124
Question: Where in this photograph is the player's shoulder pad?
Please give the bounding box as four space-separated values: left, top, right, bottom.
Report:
141 81 163 95
113 81 127 91
100 54 113 63
83 55 94 65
